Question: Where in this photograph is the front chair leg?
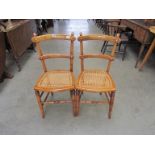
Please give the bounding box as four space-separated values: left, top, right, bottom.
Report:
72 90 77 116
70 90 74 98
71 90 77 116
35 90 45 118
73 90 80 116
108 92 115 119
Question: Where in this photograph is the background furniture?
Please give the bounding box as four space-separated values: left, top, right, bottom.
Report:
35 19 54 34
0 30 6 81
121 19 155 67
32 33 76 118
139 26 155 70
75 33 120 118
2 20 37 71
101 21 129 60
0 29 13 82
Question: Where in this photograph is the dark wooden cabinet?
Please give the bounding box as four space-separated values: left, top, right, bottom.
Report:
4 20 37 71
0 30 6 81
121 19 155 67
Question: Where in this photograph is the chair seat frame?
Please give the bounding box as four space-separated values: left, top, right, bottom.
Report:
32 33 76 118
74 33 120 118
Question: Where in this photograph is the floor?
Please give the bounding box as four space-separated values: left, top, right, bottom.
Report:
0 19 155 134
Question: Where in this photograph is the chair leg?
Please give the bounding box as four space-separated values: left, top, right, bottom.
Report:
71 90 79 116
101 41 107 53
73 90 80 116
35 90 45 118
70 90 73 98
103 41 108 53
122 43 128 61
118 42 122 52
71 90 77 116
108 92 115 119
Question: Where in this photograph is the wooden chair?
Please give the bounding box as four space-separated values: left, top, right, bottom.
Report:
100 19 121 33
75 33 120 118
101 21 130 61
32 33 76 118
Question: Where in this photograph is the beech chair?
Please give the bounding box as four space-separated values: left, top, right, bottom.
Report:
75 33 120 118
32 33 76 118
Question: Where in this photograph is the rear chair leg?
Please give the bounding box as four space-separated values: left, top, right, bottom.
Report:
101 41 106 53
108 92 115 119
76 90 81 116
35 90 45 118
122 43 128 61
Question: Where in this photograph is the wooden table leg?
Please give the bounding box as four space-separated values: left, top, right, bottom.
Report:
139 38 155 71
135 44 145 68
14 58 21 72
0 71 13 82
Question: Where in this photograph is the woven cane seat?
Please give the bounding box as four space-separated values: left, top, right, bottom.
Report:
76 70 116 92
34 70 75 92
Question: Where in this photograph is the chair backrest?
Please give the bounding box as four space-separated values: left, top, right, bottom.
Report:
32 33 76 72
78 33 120 73
103 20 121 35
107 23 127 36
107 23 120 36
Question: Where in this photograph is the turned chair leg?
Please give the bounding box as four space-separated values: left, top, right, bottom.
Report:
35 90 45 118
108 92 115 119
71 90 78 116
73 90 80 116
70 90 77 116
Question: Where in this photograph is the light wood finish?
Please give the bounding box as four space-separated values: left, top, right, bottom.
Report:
149 26 155 34
78 34 120 43
32 34 75 43
75 33 119 118
34 70 75 93
32 33 76 118
139 26 155 70
39 53 73 60
76 70 116 92
79 54 114 61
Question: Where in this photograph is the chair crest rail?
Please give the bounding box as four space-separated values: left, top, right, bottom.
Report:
32 33 76 43
78 34 120 43
79 54 114 61
39 53 74 60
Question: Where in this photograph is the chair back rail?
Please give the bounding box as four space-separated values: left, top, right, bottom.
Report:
78 33 120 72
32 33 76 72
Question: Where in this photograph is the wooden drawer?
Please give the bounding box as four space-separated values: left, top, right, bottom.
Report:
134 26 148 43
121 20 137 30
6 20 34 58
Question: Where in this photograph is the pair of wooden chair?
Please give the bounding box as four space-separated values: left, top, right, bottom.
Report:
32 33 120 119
